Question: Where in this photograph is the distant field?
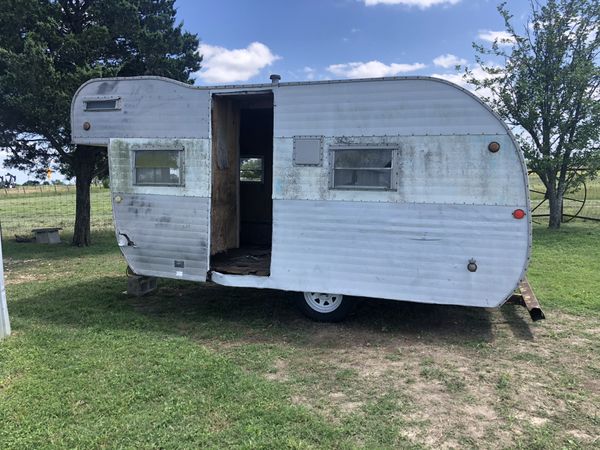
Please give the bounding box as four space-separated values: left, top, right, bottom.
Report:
528 174 600 222
0 185 112 236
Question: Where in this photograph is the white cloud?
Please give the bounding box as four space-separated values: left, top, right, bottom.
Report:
430 72 469 89
195 42 280 83
477 30 515 46
431 64 500 99
303 66 316 80
363 0 460 9
327 60 426 79
433 53 467 69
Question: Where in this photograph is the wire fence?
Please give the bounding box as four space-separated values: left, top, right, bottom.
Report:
528 174 600 223
0 185 113 237
0 178 598 239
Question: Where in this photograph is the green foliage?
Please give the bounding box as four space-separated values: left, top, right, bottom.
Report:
0 0 201 177
0 0 201 244
467 0 600 228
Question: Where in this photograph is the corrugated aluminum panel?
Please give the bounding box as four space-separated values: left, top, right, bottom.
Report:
72 78 210 145
227 199 526 308
109 138 211 198
86 76 532 309
113 193 209 282
72 76 506 145
273 134 527 206
274 79 506 137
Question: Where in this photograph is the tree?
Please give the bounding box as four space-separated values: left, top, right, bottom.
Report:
0 0 201 245
467 0 600 228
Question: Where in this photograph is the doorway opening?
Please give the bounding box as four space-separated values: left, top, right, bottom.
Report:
210 92 273 276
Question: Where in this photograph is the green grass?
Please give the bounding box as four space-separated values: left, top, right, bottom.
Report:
0 223 599 449
529 174 600 221
528 222 600 315
0 186 112 236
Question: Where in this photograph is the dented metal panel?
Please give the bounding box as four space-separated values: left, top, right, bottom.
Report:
214 200 529 308
109 138 211 197
274 79 506 137
108 138 211 281
273 134 527 206
72 78 210 146
113 193 209 281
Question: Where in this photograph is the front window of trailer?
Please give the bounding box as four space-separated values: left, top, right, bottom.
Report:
330 147 394 190
134 150 183 186
240 157 264 183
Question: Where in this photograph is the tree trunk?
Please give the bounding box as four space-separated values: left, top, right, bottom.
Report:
547 186 563 229
72 146 101 246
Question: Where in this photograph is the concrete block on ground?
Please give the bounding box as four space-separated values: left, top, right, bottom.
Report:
127 275 158 297
32 228 62 244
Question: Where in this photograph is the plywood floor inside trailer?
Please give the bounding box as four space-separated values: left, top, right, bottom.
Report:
210 246 271 276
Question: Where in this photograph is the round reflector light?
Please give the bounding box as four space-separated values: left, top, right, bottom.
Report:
488 141 500 153
513 209 526 219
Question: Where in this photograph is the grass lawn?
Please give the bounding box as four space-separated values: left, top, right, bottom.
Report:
0 223 599 449
0 186 113 235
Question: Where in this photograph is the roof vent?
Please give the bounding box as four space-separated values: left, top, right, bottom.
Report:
270 74 281 85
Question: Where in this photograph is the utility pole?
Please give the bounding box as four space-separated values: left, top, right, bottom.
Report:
0 237 10 339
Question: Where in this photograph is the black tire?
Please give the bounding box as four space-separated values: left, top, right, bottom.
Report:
297 292 355 322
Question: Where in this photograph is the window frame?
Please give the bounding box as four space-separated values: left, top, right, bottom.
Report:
239 155 265 184
132 148 185 187
328 145 397 191
83 96 122 112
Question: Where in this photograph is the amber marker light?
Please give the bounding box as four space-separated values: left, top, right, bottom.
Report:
513 209 526 219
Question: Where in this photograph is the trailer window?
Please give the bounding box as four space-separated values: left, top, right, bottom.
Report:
83 96 121 111
240 157 264 183
330 147 394 190
134 150 183 186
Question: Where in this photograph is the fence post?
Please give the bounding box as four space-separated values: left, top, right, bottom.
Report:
0 237 10 339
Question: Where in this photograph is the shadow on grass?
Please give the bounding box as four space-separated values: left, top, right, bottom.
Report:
1 229 117 261
500 304 535 341
4 273 537 350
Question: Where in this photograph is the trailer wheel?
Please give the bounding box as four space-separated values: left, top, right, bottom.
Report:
298 292 353 322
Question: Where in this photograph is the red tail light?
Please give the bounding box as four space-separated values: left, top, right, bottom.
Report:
513 209 526 219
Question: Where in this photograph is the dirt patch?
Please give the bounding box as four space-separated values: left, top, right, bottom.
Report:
130 287 599 449
264 358 289 381
4 272 48 285
261 306 600 449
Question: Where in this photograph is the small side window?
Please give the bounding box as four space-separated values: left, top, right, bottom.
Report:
134 150 183 186
330 147 395 190
84 97 121 111
240 157 264 183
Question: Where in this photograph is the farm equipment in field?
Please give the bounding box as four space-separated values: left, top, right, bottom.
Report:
529 171 598 223
0 173 17 189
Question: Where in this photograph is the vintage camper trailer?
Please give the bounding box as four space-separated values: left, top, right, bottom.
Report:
71 75 532 321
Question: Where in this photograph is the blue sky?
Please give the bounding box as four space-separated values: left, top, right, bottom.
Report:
2 0 531 183
181 0 529 86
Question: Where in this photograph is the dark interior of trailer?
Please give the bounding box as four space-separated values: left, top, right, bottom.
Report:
210 92 273 276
